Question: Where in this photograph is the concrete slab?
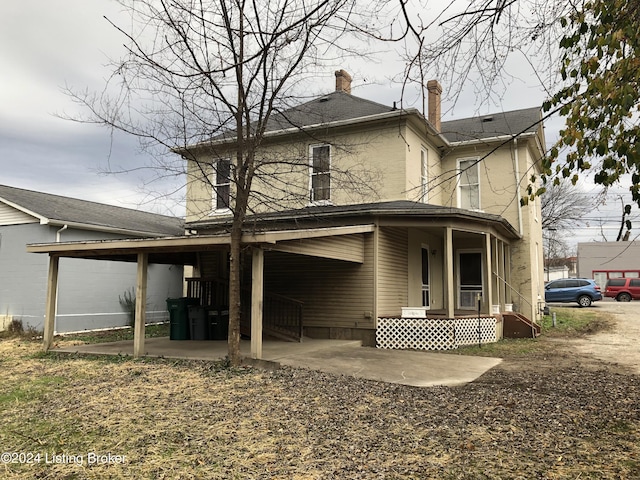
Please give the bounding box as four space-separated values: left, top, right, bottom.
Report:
53 337 501 387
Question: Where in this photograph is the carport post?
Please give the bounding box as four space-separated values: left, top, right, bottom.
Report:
43 255 59 351
133 252 148 358
251 247 264 359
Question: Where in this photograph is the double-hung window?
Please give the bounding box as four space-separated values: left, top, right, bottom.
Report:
212 158 231 212
421 148 428 203
458 158 480 210
310 144 331 203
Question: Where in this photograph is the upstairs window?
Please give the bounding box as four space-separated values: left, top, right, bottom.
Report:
310 145 331 203
212 158 231 211
458 158 480 210
421 148 428 203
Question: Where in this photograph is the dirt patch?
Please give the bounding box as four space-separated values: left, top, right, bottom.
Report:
1 308 640 479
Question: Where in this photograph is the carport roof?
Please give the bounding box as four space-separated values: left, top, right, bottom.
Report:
26 200 519 264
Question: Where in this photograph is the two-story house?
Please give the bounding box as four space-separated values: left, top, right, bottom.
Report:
30 70 545 357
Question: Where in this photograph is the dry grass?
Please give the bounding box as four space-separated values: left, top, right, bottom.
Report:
1 325 640 479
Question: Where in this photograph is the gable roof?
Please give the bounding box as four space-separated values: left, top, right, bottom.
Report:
440 107 542 144
0 185 184 237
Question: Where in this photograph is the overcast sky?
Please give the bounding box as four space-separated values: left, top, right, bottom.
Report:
0 0 636 245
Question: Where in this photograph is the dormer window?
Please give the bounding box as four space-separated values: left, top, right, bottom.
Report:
309 144 331 204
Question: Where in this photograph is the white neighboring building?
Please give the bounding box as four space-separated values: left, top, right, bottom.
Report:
0 185 185 333
577 241 640 289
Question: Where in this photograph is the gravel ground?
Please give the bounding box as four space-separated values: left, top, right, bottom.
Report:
1 305 640 479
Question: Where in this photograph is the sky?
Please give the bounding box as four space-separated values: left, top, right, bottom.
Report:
0 0 637 245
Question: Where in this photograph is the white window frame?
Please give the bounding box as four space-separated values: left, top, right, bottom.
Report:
211 158 231 214
421 148 428 203
457 158 481 211
309 144 331 205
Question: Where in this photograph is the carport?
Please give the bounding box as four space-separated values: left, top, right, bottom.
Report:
27 225 374 360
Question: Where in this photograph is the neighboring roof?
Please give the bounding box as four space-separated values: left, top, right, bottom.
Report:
0 185 184 237
187 200 521 239
440 107 542 144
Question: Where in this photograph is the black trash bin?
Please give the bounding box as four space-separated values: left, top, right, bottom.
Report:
166 297 199 340
208 307 229 340
188 305 209 341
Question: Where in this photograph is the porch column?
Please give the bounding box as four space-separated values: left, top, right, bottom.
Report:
484 233 493 314
444 227 455 317
251 246 264 359
133 253 148 358
43 255 59 351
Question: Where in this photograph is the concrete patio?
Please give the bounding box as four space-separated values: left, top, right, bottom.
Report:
53 337 502 388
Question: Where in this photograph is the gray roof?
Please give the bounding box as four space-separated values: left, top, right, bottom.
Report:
440 107 542 143
263 91 394 132
0 185 184 237
187 200 520 239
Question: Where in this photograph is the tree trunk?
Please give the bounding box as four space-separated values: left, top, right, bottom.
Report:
227 218 243 365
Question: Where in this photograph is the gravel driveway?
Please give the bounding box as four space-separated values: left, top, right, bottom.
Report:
553 298 640 373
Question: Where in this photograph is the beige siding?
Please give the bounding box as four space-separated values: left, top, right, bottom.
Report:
271 234 364 263
404 124 443 204
0 203 37 225
377 227 408 316
263 234 375 329
185 120 412 221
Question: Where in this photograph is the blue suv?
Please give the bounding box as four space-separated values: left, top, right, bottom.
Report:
544 278 602 307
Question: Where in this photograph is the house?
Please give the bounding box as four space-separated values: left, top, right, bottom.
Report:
0 185 184 333
28 71 546 356
578 241 640 288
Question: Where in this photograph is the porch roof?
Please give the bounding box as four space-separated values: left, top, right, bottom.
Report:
187 200 521 240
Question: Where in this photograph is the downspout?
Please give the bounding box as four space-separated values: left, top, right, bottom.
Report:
513 139 523 236
56 224 68 242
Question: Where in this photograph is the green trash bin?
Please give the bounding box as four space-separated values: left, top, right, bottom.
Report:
166 298 199 340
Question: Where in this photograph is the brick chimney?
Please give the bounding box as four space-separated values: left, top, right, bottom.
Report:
427 80 442 132
335 69 352 94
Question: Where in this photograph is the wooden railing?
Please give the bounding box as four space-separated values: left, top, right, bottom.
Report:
185 278 304 342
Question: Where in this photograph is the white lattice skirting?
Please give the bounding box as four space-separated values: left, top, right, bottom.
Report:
376 317 499 351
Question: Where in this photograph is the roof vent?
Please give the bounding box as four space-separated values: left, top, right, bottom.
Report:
318 97 330 103
482 116 494 122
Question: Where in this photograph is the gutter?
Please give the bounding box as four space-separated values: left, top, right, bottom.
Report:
174 108 450 154
40 218 176 238
447 131 537 148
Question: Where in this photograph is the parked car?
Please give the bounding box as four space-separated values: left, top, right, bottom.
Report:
544 278 603 307
604 277 640 302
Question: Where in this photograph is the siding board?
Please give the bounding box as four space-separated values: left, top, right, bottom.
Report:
270 234 364 263
377 227 408 316
0 203 37 225
263 234 374 329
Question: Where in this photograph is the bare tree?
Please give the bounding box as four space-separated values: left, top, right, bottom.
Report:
65 0 377 364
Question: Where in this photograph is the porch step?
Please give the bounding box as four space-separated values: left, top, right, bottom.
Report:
502 312 541 339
